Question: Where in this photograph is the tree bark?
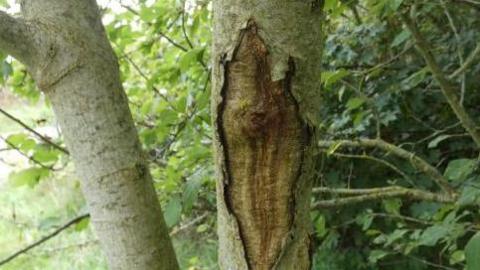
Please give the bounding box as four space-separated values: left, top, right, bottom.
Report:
0 1 179 269
211 1 324 269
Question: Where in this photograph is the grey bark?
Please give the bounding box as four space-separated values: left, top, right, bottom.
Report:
0 1 179 269
211 1 324 269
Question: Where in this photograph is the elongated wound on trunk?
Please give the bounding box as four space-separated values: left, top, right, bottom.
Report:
218 20 308 270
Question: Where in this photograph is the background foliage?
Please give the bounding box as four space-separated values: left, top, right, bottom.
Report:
0 0 479 269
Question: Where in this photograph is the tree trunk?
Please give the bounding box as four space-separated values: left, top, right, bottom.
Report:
211 1 324 269
0 1 179 269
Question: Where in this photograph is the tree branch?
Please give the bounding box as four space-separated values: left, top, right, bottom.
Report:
449 42 480 79
0 214 90 267
312 186 455 209
0 108 69 154
0 211 208 267
401 13 480 148
0 135 56 170
368 212 433 225
318 139 455 195
0 11 34 65
324 151 414 185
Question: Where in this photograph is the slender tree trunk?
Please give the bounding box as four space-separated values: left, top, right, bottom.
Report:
0 1 179 269
211 1 324 269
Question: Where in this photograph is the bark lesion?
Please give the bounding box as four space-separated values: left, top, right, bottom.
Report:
218 21 308 270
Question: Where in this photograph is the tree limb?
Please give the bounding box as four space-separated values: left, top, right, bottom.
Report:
324 151 414 185
401 13 480 148
0 214 90 267
0 108 69 154
368 212 433 226
318 139 455 195
0 11 35 65
312 186 455 209
449 42 480 79
0 211 209 267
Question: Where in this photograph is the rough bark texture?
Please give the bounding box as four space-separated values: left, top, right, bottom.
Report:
212 1 323 269
0 1 179 269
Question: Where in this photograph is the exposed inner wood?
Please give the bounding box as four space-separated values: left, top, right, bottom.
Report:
220 22 307 270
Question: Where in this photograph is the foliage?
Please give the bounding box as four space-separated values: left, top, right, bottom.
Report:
0 0 479 269
316 0 480 269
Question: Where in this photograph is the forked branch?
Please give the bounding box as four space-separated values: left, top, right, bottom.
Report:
318 139 455 195
0 11 35 65
401 13 480 148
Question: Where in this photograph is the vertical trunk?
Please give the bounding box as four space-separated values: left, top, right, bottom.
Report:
0 1 179 269
211 1 324 269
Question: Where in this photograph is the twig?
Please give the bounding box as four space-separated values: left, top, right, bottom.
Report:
341 78 382 138
368 212 433 225
449 42 480 79
0 211 209 267
117 49 179 111
405 253 458 270
0 214 90 267
325 151 414 185
360 44 413 76
0 135 56 170
312 186 454 209
401 13 480 148
169 213 208 236
441 0 466 104
181 4 194 50
0 108 69 154
318 139 455 194
121 4 190 52
452 0 480 6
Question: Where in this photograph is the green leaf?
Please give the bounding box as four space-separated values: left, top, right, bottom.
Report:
391 30 411 47
182 178 201 214
6 133 36 152
324 0 338 11
326 141 344 155
388 0 404 12
444 159 477 182
418 225 449 246
196 224 208 233
139 6 157 22
315 215 327 238
368 250 389 263
75 217 90 231
39 216 62 230
428 134 452 148
466 232 480 270
353 111 369 127
383 199 402 215
9 168 50 187
346 97 365 110
403 68 428 88
458 184 480 206
32 145 60 164
164 196 182 228
322 69 350 88
356 211 374 231
179 48 205 72
450 250 465 265
385 229 408 246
